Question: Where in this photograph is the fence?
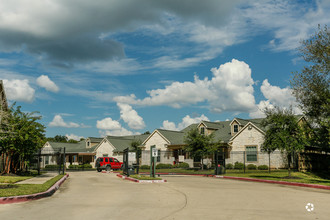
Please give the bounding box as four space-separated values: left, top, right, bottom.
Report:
28 147 66 174
138 150 297 172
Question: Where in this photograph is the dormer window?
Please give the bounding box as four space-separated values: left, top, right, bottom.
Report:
200 127 205 135
87 142 90 147
233 125 239 133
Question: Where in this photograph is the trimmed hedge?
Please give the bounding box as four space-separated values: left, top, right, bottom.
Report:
258 165 269 170
140 165 150 169
225 163 234 169
44 165 61 169
156 163 173 169
234 162 245 170
247 164 257 170
68 164 93 169
173 162 189 168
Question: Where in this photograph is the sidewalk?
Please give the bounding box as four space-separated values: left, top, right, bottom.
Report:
16 172 59 184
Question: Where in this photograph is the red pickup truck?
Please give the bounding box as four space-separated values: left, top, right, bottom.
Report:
95 157 123 172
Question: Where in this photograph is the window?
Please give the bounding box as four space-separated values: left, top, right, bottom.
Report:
246 146 257 162
157 150 161 162
200 127 205 135
45 156 49 165
114 158 119 163
233 125 239 133
109 158 114 162
105 158 109 162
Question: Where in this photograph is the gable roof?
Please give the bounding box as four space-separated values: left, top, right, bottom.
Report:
157 129 186 145
47 141 96 153
105 134 150 152
87 137 103 143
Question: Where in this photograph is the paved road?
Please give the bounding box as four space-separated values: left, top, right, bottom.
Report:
0 171 329 220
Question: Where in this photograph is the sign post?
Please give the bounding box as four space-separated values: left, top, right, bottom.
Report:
150 145 157 178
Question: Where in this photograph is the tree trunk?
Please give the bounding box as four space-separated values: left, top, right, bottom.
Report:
287 153 291 177
201 156 204 170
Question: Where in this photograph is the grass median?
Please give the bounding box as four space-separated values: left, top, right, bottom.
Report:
139 168 330 186
0 174 64 197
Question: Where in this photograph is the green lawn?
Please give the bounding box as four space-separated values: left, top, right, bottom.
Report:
0 174 64 197
0 176 33 184
139 168 330 186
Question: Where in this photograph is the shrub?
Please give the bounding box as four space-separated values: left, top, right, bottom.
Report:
178 162 190 168
225 163 233 169
45 165 60 169
258 165 269 170
68 164 92 169
68 165 79 169
247 164 257 170
234 162 245 170
156 163 173 169
140 165 150 169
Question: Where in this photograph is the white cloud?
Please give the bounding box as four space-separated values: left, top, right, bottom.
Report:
96 117 122 130
3 79 35 102
117 103 145 130
161 114 209 131
115 59 255 113
260 79 296 107
36 75 59 92
96 116 139 136
66 134 84 141
99 128 138 137
249 79 302 118
49 115 80 128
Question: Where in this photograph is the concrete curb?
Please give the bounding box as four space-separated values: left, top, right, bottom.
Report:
116 174 167 183
0 174 69 204
214 175 330 190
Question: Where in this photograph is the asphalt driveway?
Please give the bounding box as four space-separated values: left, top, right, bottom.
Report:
0 171 329 220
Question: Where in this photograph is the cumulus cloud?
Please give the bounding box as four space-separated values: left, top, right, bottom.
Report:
49 115 80 128
96 117 122 130
96 117 139 136
117 103 145 130
161 114 209 131
66 134 84 141
3 79 35 102
115 59 255 113
249 79 302 118
36 75 59 92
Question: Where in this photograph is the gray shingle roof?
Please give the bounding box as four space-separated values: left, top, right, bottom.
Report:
47 141 96 153
106 134 150 152
157 129 186 145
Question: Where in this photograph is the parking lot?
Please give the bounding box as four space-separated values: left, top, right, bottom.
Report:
0 171 329 220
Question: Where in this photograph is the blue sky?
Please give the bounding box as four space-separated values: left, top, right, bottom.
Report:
0 0 329 140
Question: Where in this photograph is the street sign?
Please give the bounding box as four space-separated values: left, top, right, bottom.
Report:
152 148 158 157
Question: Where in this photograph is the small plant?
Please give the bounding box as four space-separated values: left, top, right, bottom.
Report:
225 163 233 169
258 165 269 170
140 165 150 169
156 163 173 169
45 165 61 169
247 164 257 170
178 162 190 168
234 162 245 170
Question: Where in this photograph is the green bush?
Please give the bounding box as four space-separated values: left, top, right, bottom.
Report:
225 163 233 169
68 164 92 169
234 162 245 170
156 163 173 169
140 165 150 169
258 165 269 170
247 164 257 170
44 165 60 169
178 162 190 168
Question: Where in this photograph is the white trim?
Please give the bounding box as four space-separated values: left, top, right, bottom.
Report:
142 129 171 145
229 118 241 126
230 122 265 141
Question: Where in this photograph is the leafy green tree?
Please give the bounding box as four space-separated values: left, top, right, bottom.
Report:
184 128 217 170
0 104 45 174
291 25 329 150
261 107 307 177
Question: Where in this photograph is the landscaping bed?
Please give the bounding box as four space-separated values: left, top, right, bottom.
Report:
0 174 65 197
